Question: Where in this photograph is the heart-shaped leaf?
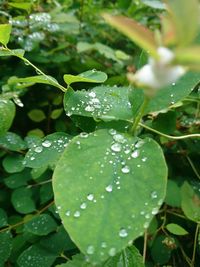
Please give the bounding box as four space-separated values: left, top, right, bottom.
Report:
53 129 167 264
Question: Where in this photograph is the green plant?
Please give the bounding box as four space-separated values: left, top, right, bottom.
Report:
0 0 200 266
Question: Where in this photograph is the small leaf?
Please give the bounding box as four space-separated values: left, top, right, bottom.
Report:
181 182 200 222
64 86 133 121
0 132 27 151
0 208 8 227
3 154 25 173
4 169 31 189
0 98 15 135
64 70 107 86
8 2 32 12
0 24 12 46
165 180 181 208
102 14 158 57
17 244 57 267
0 231 12 266
24 214 57 236
166 223 188 236
28 109 46 122
9 75 59 88
11 187 36 214
53 129 167 264
165 0 199 46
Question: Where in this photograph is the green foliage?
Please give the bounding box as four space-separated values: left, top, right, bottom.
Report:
0 0 200 266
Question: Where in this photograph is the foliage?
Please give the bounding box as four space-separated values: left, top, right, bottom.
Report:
0 0 200 267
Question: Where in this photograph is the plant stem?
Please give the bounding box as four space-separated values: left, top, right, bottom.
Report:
186 156 200 180
191 223 199 266
143 230 148 264
130 95 150 135
4 47 67 92
139 123 200 140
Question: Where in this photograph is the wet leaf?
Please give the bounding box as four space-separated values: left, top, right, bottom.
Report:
0 98 15 135
53 129 167 264
0 24 12 46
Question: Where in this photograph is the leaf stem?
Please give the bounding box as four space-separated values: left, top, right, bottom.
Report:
130 95 150 135
143 230 148 264
139 122 200 139
3 47 67 92
186 156 200 180
191 223 199 266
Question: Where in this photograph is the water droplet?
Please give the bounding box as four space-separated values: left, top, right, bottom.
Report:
42 140 52 147
85 105 95 112
89 92 96 98
111 143 122 152
131 150 139 158
74 211 80 218
87 245 94 255
121 165 130 174
80 132 88 138
65 210 70 216
152 207 159 215
113 134 126 143
30 156 35 161
101 242 107 248
34 146 43 153
119 228 128 238
109 129 117 135
108 247 116 256
151 191 158 199
105 185 113 192
142 157 147 162
80 203 87 209
135 140 144 148
87 194 94 201
172 82 176 86
145 214 150 219
143 222 149 229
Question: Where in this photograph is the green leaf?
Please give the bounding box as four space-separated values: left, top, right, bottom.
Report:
4 169 31 189
102 14 158 58
8 2 32 12
0 24 12 46
63 70 107 86
146 72 200 113
165 0 199 46
166 223 188 236
11 187 36 214
152 111 176 134
0 208 8 227
64 86 133 121
0 231 12 266
24 214 57 236
3 154 25 173
150 235 176 264
0 132 27 152
24 132 71 169
53 129 167 264
165 180 181 208
9 75 59 88
28 109 46 122
0 98 15 135
17 244 57 267
181 182 200 222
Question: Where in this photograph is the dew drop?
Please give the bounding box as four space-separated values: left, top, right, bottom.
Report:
101 242 107 248
135 140 144 148
80 203 87 209
108 247 116 256
109 129 117 135
152 207 159 215
111 143 122 152
143 222 149 229
119 228 128 238
113 134 126 143
87 194 94 201
121 165 130 174
65 210 70 216
142 157 147 162
74 211 80 218
80 132 89 138
151 191 158 199
87 245 95 255
42 140 52 147
105 185 113 192
34 146 43 153
131 150 139 158
89 92 96 98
